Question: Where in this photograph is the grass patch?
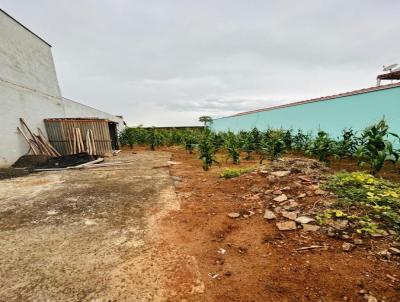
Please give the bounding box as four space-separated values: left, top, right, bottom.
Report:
321 172 400 235
219 167 256 179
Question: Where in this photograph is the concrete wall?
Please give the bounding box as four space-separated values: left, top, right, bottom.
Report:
0 10 61 97
211 85 400 139
0 10 124 167
62 98 124 128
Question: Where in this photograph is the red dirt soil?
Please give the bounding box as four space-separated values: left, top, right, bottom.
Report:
159 147 400 302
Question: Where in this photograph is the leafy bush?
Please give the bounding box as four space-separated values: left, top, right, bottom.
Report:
356 119 399 175
323 172 400 235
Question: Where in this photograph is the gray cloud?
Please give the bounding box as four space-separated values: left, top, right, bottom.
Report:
2 0 400 126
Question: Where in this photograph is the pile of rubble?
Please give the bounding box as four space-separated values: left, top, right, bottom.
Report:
226 157 400 259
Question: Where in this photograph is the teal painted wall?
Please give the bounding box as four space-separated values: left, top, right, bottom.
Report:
211 86 400 139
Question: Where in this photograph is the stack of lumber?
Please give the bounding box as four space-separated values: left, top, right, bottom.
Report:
18 118 61 157
69 128 96 155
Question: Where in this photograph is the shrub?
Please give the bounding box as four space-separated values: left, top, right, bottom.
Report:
356 119 399 175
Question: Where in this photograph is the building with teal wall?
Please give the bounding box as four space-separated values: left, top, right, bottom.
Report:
211 83 400 139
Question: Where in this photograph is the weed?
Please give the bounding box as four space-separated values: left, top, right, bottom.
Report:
323 172 400 235
220 167 255 178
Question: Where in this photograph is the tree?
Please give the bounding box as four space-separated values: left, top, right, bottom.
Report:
199 116 213 127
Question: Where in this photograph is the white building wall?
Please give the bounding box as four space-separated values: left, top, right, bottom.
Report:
0 10 61 97
0 10 125 167
62 98 124 129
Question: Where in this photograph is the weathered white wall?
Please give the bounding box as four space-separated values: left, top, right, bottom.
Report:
0 10 61 97
62 98 124 129
0 10 124 167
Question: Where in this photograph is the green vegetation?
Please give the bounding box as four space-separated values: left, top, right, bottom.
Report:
356 120 399 175
219 167 256 179
198 128 218 171
321 172 400 235
119 119 399 172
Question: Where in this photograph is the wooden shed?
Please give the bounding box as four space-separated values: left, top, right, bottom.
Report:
44 118 119 156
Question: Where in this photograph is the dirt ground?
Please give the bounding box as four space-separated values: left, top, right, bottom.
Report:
0 151 203 302
1 149 399 302
164 148 400 302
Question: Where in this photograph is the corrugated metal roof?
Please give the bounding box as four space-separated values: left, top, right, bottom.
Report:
0 9 52 47
228 82 400 118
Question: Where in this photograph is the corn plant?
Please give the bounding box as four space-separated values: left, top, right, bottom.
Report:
147 127 164 150
334 128 360 158
292 129 312 152
225 131 241 164
356 119 399 175
259 131 286 163
238 131 255 160
198 129 218 171
306 131 335 162
184 131 198 154
282 129 293 150
250 128 262 153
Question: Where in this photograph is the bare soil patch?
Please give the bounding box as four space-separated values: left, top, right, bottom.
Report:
163 147 400 301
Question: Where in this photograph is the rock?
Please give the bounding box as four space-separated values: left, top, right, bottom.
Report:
354 239 363 245
342 234 350 240
298 175 313 182
282 211 297 220
227 212 240 219
271 170 290 177
315 189 328 195
389 247 400 255
367 295 378 302
272 190 283 195
342 242 354 252
377 249 391 259
327 227 336 237
46 210 58 216
281 186 291 191
302 224 320 232
298 193 306 198
306 191 314 197
283 201 299 211
217 248 226 255
171 176 182 181
330 219 349 230
267 175 276 183
273 194 288 202
295 216 315 224
274 206 282 213
276 221 297 231
264 210 277 220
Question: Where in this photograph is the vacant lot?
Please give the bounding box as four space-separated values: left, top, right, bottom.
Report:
0 151 203 302
1 149 399 302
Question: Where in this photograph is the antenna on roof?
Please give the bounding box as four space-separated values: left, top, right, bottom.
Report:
382 63 398 72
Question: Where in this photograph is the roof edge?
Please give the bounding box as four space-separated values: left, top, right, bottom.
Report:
0 9 52 47
216 82 400 120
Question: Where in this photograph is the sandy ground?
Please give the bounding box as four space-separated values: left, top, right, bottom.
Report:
0 151 204 302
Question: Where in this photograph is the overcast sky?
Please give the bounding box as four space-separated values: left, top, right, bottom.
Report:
2 0 399 126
